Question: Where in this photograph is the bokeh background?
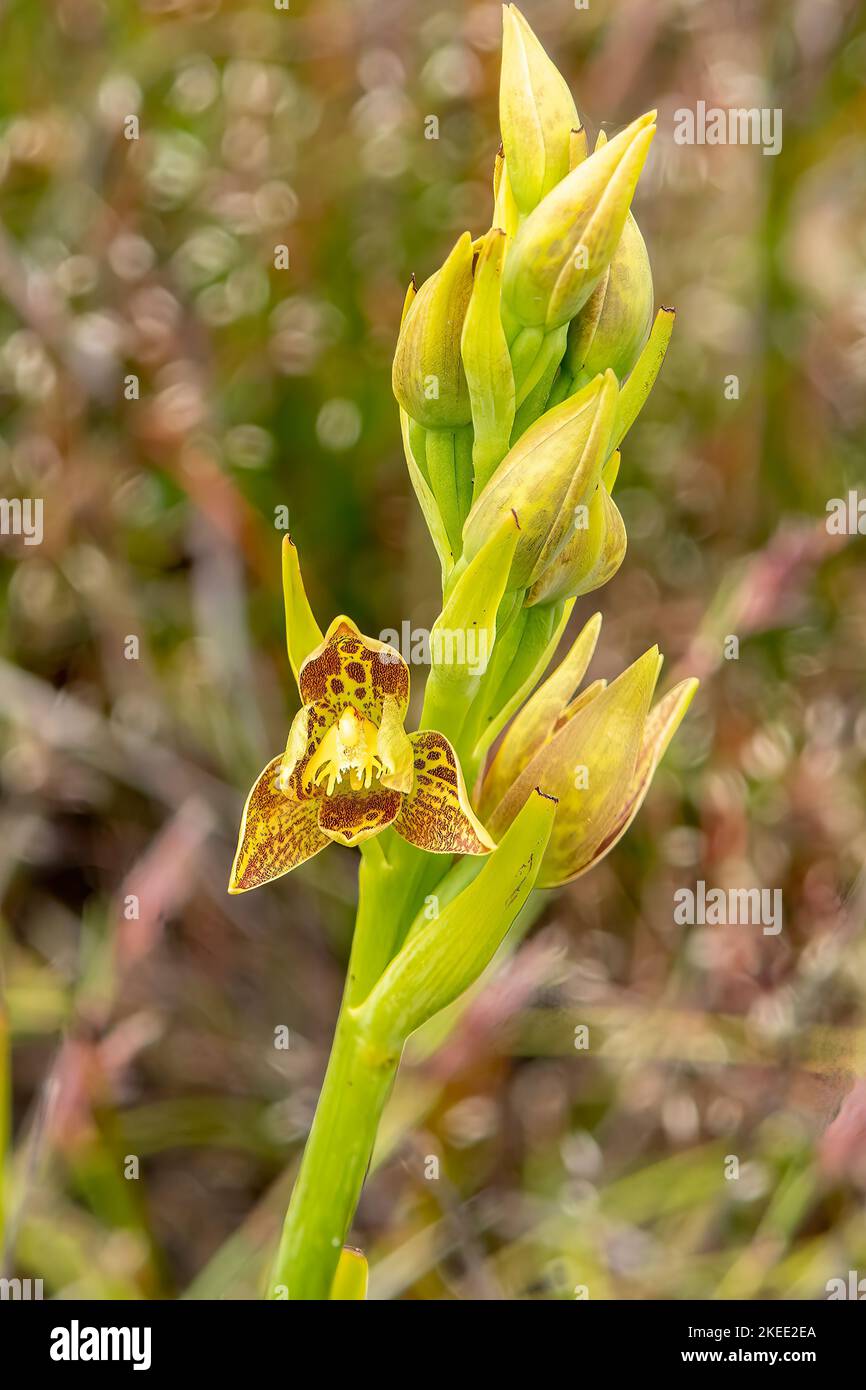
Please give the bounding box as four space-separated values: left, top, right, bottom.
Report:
2 0 866 1300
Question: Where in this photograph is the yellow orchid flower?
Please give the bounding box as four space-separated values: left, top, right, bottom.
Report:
229 615 494 893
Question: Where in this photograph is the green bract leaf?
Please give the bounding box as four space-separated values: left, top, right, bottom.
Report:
423 518 520 721
351 786 557 1049
611 305 675 452
282 537 323 688
461 228 516 499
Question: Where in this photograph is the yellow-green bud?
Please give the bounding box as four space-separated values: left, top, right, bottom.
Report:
502 111 656 331
525 455 626 607
499 4 579 216
565 213 654 384
462 369 618 590
480 637 697 888
392 233 474 429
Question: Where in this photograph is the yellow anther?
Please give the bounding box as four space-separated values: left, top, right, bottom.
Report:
305 708 383 797
338 707 363 747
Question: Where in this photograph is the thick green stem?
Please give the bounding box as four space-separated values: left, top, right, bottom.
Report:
267 1009 398 1300
267 834 446 1300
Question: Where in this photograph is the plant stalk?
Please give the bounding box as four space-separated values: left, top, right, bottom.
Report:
267 992 399 1300
267 642 496 1298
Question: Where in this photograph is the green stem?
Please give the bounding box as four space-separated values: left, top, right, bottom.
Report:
425 429 462 558
267 1007 399 1300
267 833 448 1300
510 324 568 408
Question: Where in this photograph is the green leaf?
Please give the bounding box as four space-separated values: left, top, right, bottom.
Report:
421 517 520 732
611 306 675 452
282 537 323 687
351 787 557 1049
462 229 516 498
399 409 453 588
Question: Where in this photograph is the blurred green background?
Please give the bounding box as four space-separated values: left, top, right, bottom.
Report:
1 0 866 1300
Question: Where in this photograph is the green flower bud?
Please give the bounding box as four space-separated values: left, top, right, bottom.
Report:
565 213 654 385
526 451 626 606
502 111 656 331
480 612 601 816
462 368 618 590
479 626 698 888
392 232 474 429
499 4 579 216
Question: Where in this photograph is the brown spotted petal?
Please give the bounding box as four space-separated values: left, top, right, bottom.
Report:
229 756 330 893
298 615 410 724
317 788 402 848
394 731 495 855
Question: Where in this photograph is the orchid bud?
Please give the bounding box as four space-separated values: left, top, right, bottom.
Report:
493 140 504 202
481 637 697 887
525 452 626 607
480 636 697 884
392 232 474 430
485 645 659 881
564 212 654 386
502 111 656 331
499 3 579 216
462 369 618 591
480 611 602 816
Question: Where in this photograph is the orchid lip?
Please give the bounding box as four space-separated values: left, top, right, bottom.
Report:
304 707 384 796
